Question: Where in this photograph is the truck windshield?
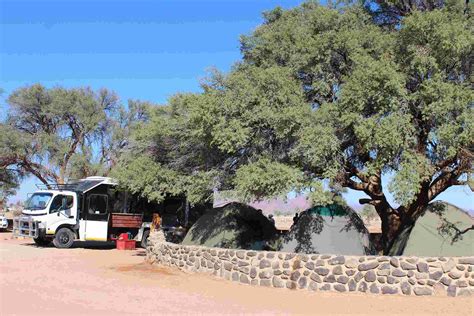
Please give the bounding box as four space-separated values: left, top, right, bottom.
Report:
25 193 53 210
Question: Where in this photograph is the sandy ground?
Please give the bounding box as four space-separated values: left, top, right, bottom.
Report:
0 232 472 316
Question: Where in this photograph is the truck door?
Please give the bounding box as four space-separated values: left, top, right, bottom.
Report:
84 194 109 241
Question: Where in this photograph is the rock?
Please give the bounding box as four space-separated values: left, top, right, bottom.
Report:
417 280 426 285
266 252 275 259
381 286 398 294
365 270 376 282
309 281 318 291
224 262 233 271
323 275 336 283
250 267 257 279
406 257 418 264
332 266 343 275
315 260 325 267
415 272 428 279
429 271 443 281
310 273 322 283
240 274 250 284
417 262 429 273
387 276 396 284
456 280 468 288
251 279 258 286
320 284 331 291
447 285 457 297
303 270 310 276
348 279 357 291
232 272 239 282
272 276 285 288
414 287 432 296
305 262 315 270
292 260 303 269
458 258 474 265
358 261 379 271
369 284 379 294
286 281 297 289
274 269 282 276
377 256 389 262
354 272 364 282
377 269 390 276
259 259 271 269
337 276 349 284
392 269 407 277
298 276 308 289
345 258 359 269
290 271 301 281
442 259 456 272
334 284 346 292
315 267 330 276
427 280 436 286
433 283 446 296
239 266 250 274
238 261 249 267
458 289 472 297
401 282 412 295
259 270 272 279
448 271 462 279
282 261 290 269
247 251 257 257
272 261 280 269
377 276 386 283
379 263 391 270
236 251 246 259
346 270 356 276
440 276 451 286
328 256 345 265
260 279 271 287
408 278 416 285
321 255 331 259
390 258 399 268
358 281 368 292
407 271 415 277
401 261 417 270
456 265 465 271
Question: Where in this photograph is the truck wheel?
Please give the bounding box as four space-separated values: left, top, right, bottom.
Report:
53 228 75 249
141 230 150 248
33 237 51 247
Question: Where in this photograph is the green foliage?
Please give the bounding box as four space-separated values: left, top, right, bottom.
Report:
0 84 146 188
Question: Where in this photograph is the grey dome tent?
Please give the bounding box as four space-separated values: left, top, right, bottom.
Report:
388 201 474 256
181 202 278 250
279 204 372 255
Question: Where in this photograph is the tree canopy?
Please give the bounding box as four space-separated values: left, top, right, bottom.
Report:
0 84 149 194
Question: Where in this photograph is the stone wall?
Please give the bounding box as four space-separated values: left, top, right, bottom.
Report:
146 232 473 297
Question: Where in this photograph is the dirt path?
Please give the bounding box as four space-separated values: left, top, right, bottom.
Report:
0 232 472 315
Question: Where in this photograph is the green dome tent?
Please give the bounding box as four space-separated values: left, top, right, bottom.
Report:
389 201 474 256
279 204 372 255
181 202 278 250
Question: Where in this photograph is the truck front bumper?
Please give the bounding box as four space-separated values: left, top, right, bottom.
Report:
13 216 40 238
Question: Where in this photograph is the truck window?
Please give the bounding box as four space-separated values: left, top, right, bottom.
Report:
49 195 74 213
88 194 108 215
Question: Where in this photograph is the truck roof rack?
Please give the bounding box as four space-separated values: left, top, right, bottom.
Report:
35 179 106 193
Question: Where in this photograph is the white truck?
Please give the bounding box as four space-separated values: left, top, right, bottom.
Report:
12 176 190 248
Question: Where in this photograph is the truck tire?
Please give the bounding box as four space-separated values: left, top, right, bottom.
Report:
33 237 51 247
141 229 150 248
53 228 75 249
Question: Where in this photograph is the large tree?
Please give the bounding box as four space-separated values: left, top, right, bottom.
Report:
114 2 473 253
0 84 148 189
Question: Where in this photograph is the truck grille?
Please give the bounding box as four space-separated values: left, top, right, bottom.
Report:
13 216 39 238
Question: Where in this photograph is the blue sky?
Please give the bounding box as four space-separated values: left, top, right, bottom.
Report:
1 0 473 212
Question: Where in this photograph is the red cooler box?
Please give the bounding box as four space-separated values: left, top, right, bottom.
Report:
116 233 136 250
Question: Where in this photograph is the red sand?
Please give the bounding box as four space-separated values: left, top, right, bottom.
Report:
0 232 472 315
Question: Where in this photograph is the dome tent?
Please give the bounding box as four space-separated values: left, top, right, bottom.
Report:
279 204 372 255
388 201 474 256
181 202 278 250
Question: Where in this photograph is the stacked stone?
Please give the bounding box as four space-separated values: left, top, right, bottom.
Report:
146 232 473 297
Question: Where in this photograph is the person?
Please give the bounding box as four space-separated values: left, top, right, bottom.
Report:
268 214 275 224
292 212 299 225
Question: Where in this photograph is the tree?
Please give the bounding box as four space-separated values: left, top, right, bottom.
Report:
0 84 147 189
115 3 473 253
